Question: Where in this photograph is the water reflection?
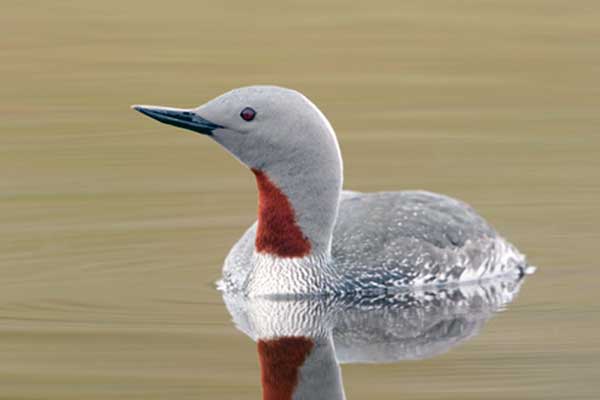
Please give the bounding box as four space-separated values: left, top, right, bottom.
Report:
223 275 526 399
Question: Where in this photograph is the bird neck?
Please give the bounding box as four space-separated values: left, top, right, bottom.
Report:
252 169 312 258
251 163 342 260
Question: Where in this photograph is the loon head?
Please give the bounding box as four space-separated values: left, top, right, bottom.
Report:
133 86 343 261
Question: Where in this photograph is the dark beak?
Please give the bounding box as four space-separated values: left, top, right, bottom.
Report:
131 105 223 136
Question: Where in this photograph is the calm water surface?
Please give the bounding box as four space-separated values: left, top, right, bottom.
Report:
2 1 599 399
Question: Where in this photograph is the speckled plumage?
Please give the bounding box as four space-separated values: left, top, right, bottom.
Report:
219 189 526 294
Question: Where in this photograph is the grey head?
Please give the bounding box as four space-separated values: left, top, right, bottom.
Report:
133 86 344 258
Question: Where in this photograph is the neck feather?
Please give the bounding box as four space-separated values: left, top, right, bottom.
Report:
252 169 312 258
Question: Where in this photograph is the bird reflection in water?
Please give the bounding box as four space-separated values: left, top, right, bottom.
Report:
223 274 527 400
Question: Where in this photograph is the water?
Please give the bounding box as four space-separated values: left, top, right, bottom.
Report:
2 1 599 399
223 275 526 399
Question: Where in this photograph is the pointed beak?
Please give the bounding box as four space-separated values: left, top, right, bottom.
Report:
131 105 223 136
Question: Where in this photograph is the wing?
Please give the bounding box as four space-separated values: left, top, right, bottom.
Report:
332 191 524 289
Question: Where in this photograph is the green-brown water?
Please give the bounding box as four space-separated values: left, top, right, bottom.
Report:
2 1 599 398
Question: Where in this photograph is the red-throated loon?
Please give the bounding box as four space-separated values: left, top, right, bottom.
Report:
132 85 530 297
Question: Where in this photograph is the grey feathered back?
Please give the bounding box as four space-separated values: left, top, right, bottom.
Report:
220 190 526 294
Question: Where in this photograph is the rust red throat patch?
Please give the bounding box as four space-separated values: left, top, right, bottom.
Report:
257 336 315 400
251 169 311 258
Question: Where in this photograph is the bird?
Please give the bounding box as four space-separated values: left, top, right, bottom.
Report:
132 85 529 297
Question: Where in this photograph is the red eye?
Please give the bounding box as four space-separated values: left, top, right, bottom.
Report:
240 107 256 122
